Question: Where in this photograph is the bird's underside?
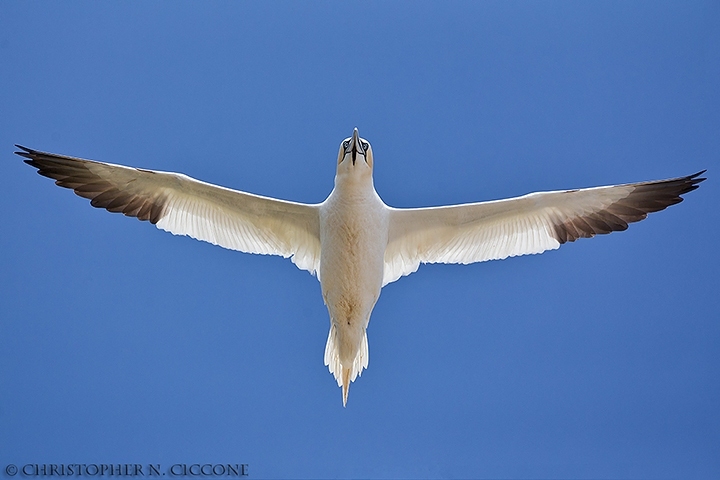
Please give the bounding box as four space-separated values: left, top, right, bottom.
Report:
15 137 705 406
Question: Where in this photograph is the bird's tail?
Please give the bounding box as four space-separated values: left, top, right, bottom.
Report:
341 368 351 407
324 324 369 407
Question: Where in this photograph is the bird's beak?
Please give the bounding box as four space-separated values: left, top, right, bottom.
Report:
347 127 362 165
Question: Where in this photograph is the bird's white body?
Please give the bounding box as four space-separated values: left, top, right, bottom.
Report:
16 129 704 406
319 161 388 404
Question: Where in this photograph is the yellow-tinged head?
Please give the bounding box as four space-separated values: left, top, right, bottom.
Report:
336 128 374 177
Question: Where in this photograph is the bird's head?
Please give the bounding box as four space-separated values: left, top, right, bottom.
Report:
336 128 373 179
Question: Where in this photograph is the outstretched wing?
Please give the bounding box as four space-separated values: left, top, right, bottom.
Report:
17 145 322 276
383 172 705 286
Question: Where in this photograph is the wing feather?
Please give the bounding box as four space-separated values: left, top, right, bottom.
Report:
16 145 321 276
384 172 705 286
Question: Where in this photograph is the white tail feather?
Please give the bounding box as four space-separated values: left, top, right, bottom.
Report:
324 324 369 403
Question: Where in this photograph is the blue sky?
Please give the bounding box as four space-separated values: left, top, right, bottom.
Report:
1 2 718 478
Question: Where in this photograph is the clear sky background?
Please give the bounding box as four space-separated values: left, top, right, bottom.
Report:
1 2 718 479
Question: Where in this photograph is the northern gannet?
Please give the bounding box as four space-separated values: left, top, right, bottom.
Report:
15 129 705 406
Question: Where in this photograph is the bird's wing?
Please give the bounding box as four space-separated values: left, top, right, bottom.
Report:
16 145 322 276
383 172 705 286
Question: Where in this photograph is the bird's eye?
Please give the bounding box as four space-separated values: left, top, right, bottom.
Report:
361 142 369 151
343 141 350 149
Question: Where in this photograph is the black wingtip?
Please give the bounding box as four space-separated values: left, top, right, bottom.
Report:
14 144 36 159
686 170 707 189
691 170 707 183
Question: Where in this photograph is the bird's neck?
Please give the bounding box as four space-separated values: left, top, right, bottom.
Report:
331 173 378 204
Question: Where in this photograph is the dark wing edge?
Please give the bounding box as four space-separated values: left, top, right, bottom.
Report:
552 171 707 244
16 144 167 224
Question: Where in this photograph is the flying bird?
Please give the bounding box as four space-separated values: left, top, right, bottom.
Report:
15 129 705 406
